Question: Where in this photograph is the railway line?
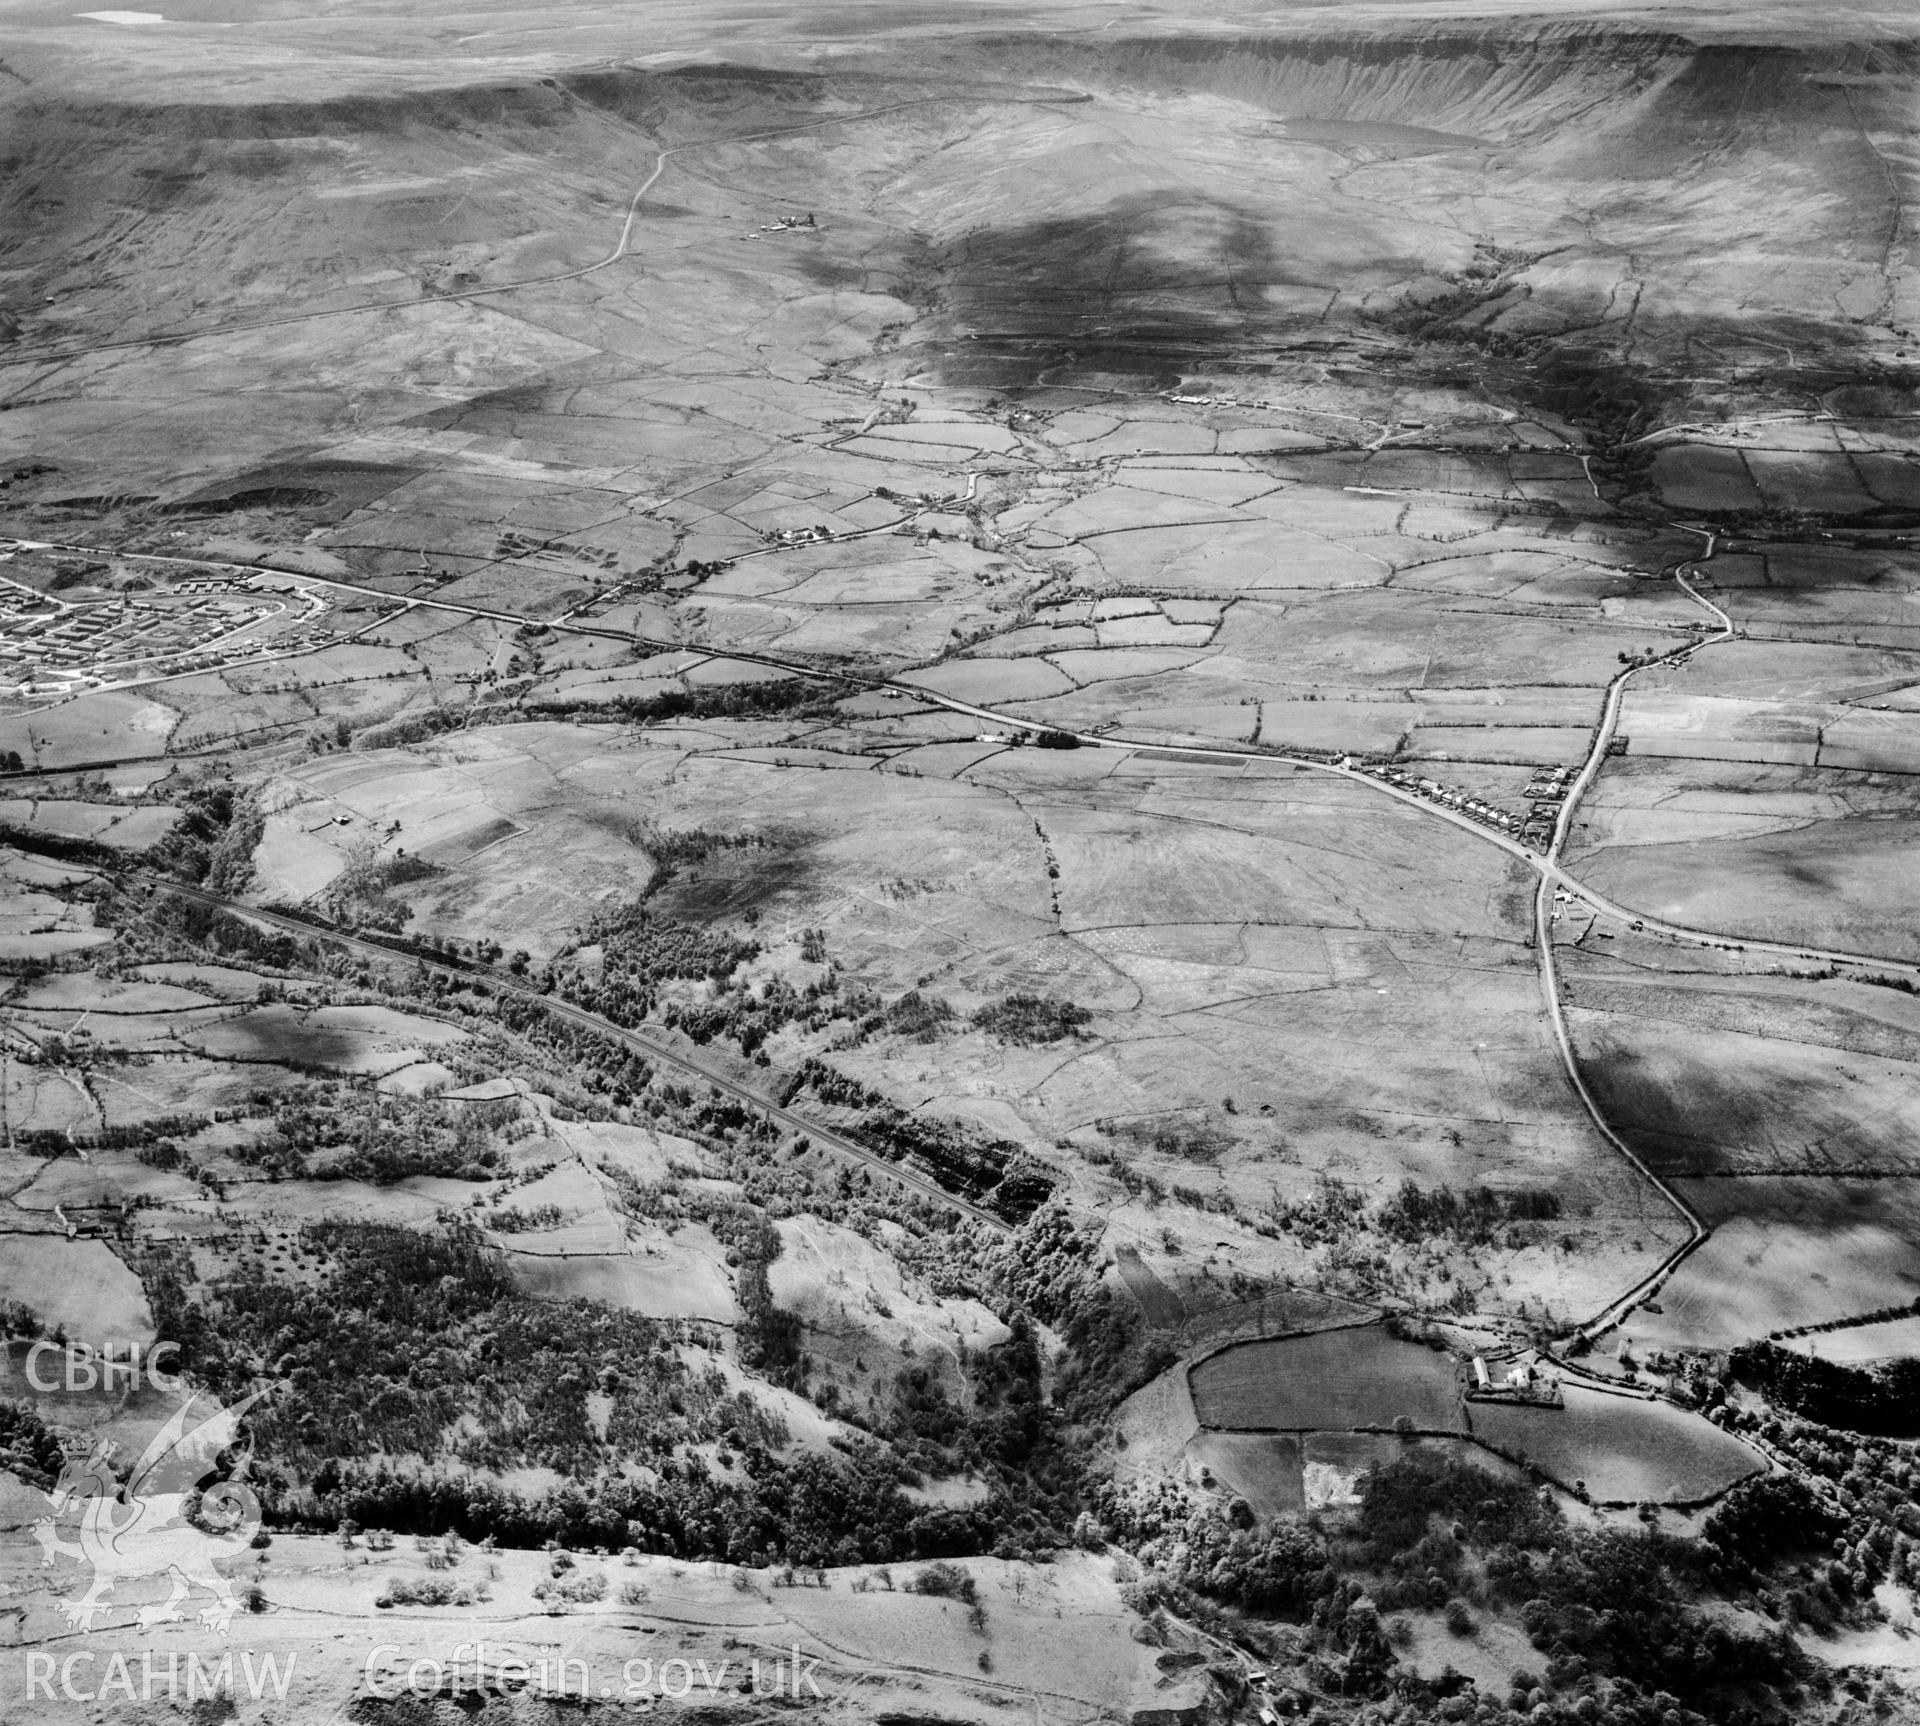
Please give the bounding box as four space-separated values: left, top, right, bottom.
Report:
8 526 1913 1340
132 879 1015 1237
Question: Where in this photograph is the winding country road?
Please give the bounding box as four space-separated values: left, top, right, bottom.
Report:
10 528 1916 1337
0 50 1907 1355
1533 551 1734 1343
25 534 1907 973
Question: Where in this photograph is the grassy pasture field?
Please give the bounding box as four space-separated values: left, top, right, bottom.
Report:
17 1004 237 1055
377 1058 460 1094
182 1003 466 1075
10 1151 199 1212
1071 519 1389 592
1782 1316 1920 1364
0 1237 152 1351
1212 592 1653 692
1614 692 1817 768
1390 548 1637 602
1570 1005 1920 1175
11 972 211 1014
0 1061 99 1136
1401 725 1589 766
1175 1287 1378 1356
0 798 177 849
1608 695 1920 780
1754 540 1920 589
87 1055 275 1130
1647 445 1765 513
476 1158 627 1253
0 689 177 767
1670 616 1913 682
1394 1607 1543 1697
1114 1351 1203 1481
1561 960 1920 1065
1569 789 1920 960
1821 709 1920 775
1188 1325 1466 1434
1181 1320 1761 1507
1629 1177 1920 1350
1740 450 1882 517
1467 1385 1759 1506
901 658 1079 704
1047 645 1218 687
0 850 112 961
1565 781 1863 852
506 1230 740 1324
1188 1430 1306 1516
255 726 694 951
1729 588 1920 650
201 1176 485 1233
1113 1243 1185 1329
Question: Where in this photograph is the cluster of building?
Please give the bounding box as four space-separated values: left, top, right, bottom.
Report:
1327 757 1585 851
1520 765 1575 847
1354 760 1528 837
737 213 820 243
0 592 255 683
874 486 962 509
761 524 840 548
0 569 330 696
1469 1350 1564 1407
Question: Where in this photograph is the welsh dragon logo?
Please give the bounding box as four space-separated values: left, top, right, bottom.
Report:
31 1389 265 1634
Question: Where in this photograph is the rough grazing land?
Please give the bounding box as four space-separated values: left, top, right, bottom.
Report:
1 1 1918 1718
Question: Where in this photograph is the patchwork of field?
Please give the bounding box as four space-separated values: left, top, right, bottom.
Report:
502 1232 739 1324
0 846 112 961
1557 933 1920 1351
0 898 1047 1479
1646 438 1920 521
480 732 1683 1324
1627 1179 1920 1351
0 627 447 767
1565 961 1920 1174
1570 812 1920 960
1183 1325 1756 1506
2 17 1920 1705
1186 1427 1519 1519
